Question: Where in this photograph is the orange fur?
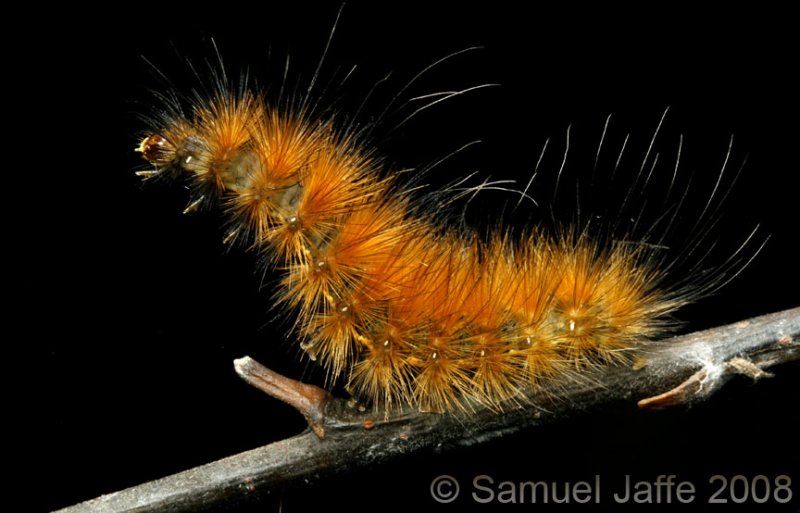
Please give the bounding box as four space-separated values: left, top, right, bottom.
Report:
137 86 705 415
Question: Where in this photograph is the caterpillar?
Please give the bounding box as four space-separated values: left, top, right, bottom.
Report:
134 39 761 416
34 8 798 513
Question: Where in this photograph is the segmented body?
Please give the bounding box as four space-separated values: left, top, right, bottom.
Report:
138 91 686 413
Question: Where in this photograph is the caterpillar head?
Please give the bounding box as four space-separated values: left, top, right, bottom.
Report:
137 133 177 168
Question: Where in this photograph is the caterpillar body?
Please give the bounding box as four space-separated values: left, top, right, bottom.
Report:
136 52 754 415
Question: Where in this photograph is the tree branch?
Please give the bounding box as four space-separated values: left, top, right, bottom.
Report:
55 307 800 513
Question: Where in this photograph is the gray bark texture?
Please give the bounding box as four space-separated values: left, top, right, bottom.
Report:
55 307 799 513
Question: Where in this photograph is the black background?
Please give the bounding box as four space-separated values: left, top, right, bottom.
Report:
17 3 798 512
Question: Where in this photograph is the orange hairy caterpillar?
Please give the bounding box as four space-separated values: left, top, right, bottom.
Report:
32 7 800 512
134 40 763 416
